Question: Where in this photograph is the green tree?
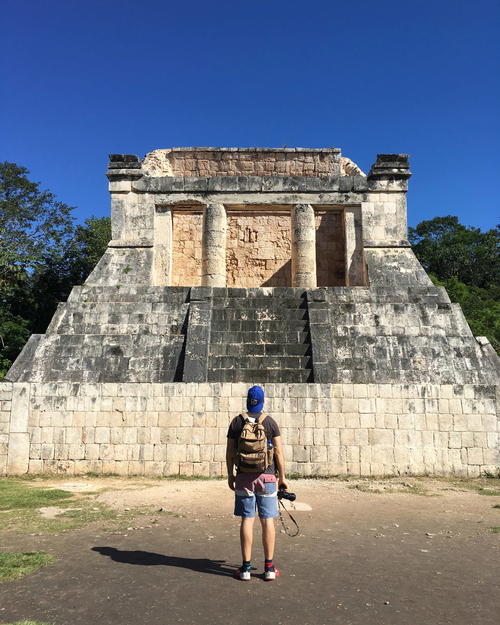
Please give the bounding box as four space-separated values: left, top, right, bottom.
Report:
409 215 499 289
410 216 500 352
0 162 74 282
28 217 111 333
0 162 75 377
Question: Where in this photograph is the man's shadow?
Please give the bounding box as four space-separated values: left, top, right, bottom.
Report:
91 547 234 577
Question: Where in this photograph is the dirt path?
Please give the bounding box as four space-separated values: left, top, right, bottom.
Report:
1 477 499 625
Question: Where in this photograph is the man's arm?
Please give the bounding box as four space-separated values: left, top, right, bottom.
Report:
226 438 236 491
272 435 288 490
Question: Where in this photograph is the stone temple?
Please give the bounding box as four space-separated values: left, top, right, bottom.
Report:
1 147 498 477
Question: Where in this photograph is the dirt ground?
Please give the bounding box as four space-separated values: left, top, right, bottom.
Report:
1 476 499 625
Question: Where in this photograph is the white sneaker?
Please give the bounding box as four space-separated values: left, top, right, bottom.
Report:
234 567 251 581
264 567 280 581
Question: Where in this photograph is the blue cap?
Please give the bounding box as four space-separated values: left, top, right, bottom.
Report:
247 385 264 413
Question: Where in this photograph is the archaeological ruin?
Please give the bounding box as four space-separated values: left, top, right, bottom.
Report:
1 147 498 477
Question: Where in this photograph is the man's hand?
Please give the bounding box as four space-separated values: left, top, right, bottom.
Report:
227 475 235 491
278 479 288 491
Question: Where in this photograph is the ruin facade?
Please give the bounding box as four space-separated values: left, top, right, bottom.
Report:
1 147 498 477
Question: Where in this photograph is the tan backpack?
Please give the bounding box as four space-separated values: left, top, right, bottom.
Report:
235 414 274 473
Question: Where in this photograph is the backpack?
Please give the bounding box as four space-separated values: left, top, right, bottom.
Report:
235 414 274 473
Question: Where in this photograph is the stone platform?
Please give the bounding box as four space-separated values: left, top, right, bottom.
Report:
1 147 498 476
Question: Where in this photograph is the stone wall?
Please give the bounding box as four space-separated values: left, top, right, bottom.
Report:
315 211 345 286
1 381 497 477
171 212 203 287
169 209 349 288
142 148 342 178
226 212 292 287
0 383 12 474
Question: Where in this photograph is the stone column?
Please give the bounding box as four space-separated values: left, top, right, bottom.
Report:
201 203 227 287
344 206 366 286
153 206 173 286
291 203 317 288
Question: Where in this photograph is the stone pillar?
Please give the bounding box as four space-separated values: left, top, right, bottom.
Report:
291 204 317 288
344 206 366 286
153 206 173 286
202 203 227 287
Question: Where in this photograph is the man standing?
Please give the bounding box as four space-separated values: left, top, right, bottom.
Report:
226 385 288 581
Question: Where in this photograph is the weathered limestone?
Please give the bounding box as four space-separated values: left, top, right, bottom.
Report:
142 147 343 178
201 203 227 287
153 206 173 286
1 381 497 478
292 204 317 288
3 147 498 477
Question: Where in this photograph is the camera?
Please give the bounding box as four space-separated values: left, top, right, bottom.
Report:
277 485 296 502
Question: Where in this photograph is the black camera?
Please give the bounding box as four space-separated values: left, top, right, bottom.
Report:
277 485 296 502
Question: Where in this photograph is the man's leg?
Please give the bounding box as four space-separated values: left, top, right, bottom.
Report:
240 516 255 561
260 517 275 560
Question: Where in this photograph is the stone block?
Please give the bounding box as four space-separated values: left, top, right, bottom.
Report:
483 448 499 465
467 447 483 465
7 432 30 473
204 428 218 444
166 444 187 462
200 445 214 462
179 462 194 476
370 446 394 464
369 429 394 446
311 445 327 462
95 427 110 444
299 428 314 445
153 445 167 462
293 445 310 462
10 383 30 433
341 398 358 412
193 462 210 477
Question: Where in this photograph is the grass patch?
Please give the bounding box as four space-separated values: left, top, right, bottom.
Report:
477 488 500 496
0 479 147 535
0 552 55 582
446 478 500 496
493 504 500 509
489 526 500 533
0 481 73 510
483 469 500 479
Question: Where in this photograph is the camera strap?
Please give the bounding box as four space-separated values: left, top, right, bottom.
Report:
278 499 300 537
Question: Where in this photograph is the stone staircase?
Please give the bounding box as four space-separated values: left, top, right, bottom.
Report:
8 286 190 383
207 288 313 382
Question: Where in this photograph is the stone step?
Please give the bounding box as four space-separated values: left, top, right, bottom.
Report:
50 334 185 347
211 287 307 298
73 285 190 303
210 330 311 344
63 301 189 314
46 369 180 383
208 369 313 383
55 323 185 336
212 297 307 309
209 356 312 370
210 343 312 356
210 319 309 333
211 308 308 321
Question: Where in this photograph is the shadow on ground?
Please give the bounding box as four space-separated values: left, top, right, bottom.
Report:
91 546 233 577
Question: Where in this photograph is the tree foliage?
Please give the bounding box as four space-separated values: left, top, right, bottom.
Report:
409 215 499 289
0 162 110 377
410 216 500 351
0 162 74 283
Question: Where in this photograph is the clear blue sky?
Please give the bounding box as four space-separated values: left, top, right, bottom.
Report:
2 0 499 232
